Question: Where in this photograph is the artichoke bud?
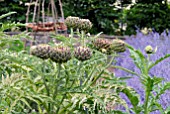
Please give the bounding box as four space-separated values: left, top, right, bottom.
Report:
92 38 113 54
65 16 80 29
30 44 51 59
145 45 153 54
74 46 92 61
30 45 37 55
112 39 126 53
78 19 92 32
49 46 71 63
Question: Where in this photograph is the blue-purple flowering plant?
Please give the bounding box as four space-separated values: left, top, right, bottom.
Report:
113 42 170 114
114 30 170 113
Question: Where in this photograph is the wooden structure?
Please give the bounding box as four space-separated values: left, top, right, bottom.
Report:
25 0 67 33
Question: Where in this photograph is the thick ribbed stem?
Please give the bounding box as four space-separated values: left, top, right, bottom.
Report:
144 90 150 114
53 63 62 99
70 28 74 48
42 62 50 113
78 62 83 86
81 31 85 47
51 63 61 113
56 69 69 113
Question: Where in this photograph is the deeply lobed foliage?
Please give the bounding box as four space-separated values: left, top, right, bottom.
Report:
0 13 132 113
0 43 133 113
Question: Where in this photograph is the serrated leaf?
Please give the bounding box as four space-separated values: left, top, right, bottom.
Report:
20 98 32 109
111 65 139 76
153 76 163 85
163 82 170 90
127 44 147 72
23 96 40 104
93 32 103 39
160 82 170 95
0 12 16 20
122 88 140 107
151 102 164 114
148 54 170 71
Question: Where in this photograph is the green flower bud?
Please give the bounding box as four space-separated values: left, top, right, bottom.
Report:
92 38 113 54
145 45 153 54
77 19 92 32
112 39 126 53
30 44 51 59
74 46 92 61
49 46 71 63
65 16 80 29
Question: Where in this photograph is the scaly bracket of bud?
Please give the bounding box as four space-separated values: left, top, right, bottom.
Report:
49 46 71 63
74 46 92 61
30 44 51 59
65 16 80 29
92 38 113 54
112 39 126 53
77 19 92 32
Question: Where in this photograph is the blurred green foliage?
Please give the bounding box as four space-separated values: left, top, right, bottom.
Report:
0 0 27 23
123 1 170 34
63 0 122 35
136 0 164 3
0 0 170 35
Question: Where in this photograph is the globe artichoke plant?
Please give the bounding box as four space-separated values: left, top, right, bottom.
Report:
0 13 135 114
30 44 51 59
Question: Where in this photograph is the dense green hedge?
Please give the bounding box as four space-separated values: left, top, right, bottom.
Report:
123 2 170 34
0 0 27 23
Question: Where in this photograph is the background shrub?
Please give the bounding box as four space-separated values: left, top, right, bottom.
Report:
123 1 170 35
0 0 27 23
